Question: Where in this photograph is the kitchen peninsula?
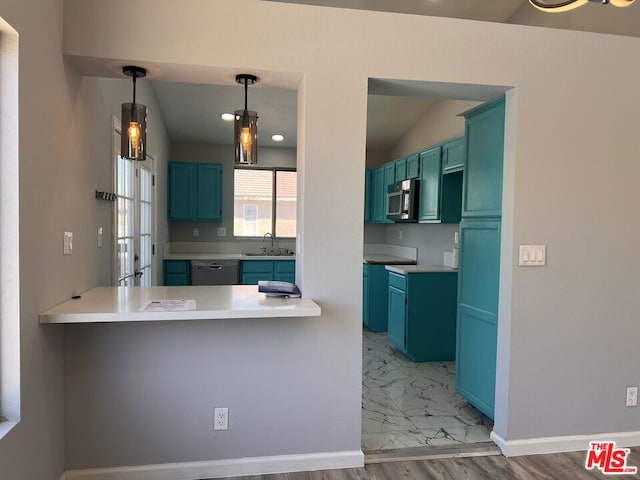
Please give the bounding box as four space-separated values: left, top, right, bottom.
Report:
39 286 320 324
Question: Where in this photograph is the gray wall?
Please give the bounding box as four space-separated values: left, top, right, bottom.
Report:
3 0 640 477
61 0 640 464
169 143 296 243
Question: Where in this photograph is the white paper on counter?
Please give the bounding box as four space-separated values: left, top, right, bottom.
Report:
140 299 196 312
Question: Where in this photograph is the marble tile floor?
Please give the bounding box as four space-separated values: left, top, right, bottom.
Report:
362 330 493 451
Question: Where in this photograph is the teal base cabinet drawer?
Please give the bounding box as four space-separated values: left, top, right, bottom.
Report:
241 260 295 285
387 271 458 362
163 260 190 286
363 264 389 332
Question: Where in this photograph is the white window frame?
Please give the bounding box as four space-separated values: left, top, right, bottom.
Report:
0 15 21 439
233 166 296 239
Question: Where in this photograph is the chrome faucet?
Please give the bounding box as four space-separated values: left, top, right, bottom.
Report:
262 232 274 254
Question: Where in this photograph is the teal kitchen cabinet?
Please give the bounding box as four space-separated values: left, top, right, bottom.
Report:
406 153 420 179
364 169 372 223
387 269 458 362
370 166 385 223
455 97 505 420
362 263 389 332
369 164 395 224
442 135 465 174
394 157 407 182
418 146 462 224
383 163 395 223
163 260 190 286
455 220 501 420
462 99 505 218
274 260 295 283
241 260 295 285
168 161 222 221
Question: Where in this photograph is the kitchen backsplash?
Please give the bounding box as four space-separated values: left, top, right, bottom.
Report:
365 223 459 266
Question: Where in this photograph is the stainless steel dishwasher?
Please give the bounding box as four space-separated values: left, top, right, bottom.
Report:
190 260 239 285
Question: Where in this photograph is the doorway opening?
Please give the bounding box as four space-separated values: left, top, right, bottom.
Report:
362 79 511 455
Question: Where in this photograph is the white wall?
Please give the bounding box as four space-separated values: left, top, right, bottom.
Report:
0 0 631 474
169 143 296 243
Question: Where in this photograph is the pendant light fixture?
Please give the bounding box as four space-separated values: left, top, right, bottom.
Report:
529 0 634 13
121 66 148 161
234 74 258 165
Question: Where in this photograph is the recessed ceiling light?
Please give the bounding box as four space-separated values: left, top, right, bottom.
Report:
221 113 235 121
272 134 285 142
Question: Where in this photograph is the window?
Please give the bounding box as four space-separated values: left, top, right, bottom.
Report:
0 15 20 437
234 167 296 238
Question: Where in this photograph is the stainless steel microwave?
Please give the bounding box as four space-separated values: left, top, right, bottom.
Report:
386 179 419 222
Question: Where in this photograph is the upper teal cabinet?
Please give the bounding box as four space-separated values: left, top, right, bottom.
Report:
418 146 441 222
168 162 222 222
364 169 372 223
418 146 462 224
462 99 505 218
394 157 407 182
406 153 420 179
442 135 465 174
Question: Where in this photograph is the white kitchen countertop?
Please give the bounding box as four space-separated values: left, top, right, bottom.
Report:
363 254 417 265
385 265 458 274
39 286 320 324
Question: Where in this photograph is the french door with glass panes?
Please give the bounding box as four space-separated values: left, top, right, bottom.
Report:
113 120 155 286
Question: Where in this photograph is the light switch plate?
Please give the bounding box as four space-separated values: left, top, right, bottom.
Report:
63 232 73 255
519 244 546 266
217 227 226 237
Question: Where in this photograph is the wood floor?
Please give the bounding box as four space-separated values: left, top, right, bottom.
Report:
215 446 640 480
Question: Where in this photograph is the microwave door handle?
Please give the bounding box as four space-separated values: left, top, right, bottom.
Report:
403 192 410 212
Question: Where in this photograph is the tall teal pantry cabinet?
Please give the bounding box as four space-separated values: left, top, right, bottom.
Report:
456 98 505 420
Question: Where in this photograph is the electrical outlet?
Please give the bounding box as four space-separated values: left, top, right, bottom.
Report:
398 230 403 240
217 227 226 237
626 386 638 407
192 227 199 237
214 407 228 430
97 227 103 248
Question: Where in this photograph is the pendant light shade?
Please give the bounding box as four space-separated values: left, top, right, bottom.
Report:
121 66 147 161
234 74 258 165
529 0 634 12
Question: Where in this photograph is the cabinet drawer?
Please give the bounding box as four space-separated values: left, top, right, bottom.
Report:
164 260 189 274
274 260 295 273
241 260 274 274
388 272 406 291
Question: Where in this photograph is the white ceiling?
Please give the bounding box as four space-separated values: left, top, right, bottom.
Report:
150 0 640 152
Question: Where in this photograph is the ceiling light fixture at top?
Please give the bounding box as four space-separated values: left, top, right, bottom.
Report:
221 113 235 121
234 74 258 165
272 134 285 142
529 0 635 13
121 66 148 161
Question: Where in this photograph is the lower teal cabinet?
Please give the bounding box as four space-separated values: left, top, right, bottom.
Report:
387 270 458 362
241 260 295 285
362 264 389 332
455 220 501 420
163 260 190 286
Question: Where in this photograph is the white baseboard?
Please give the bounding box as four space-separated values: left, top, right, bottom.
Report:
64 450 364 480
491 430 640 457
